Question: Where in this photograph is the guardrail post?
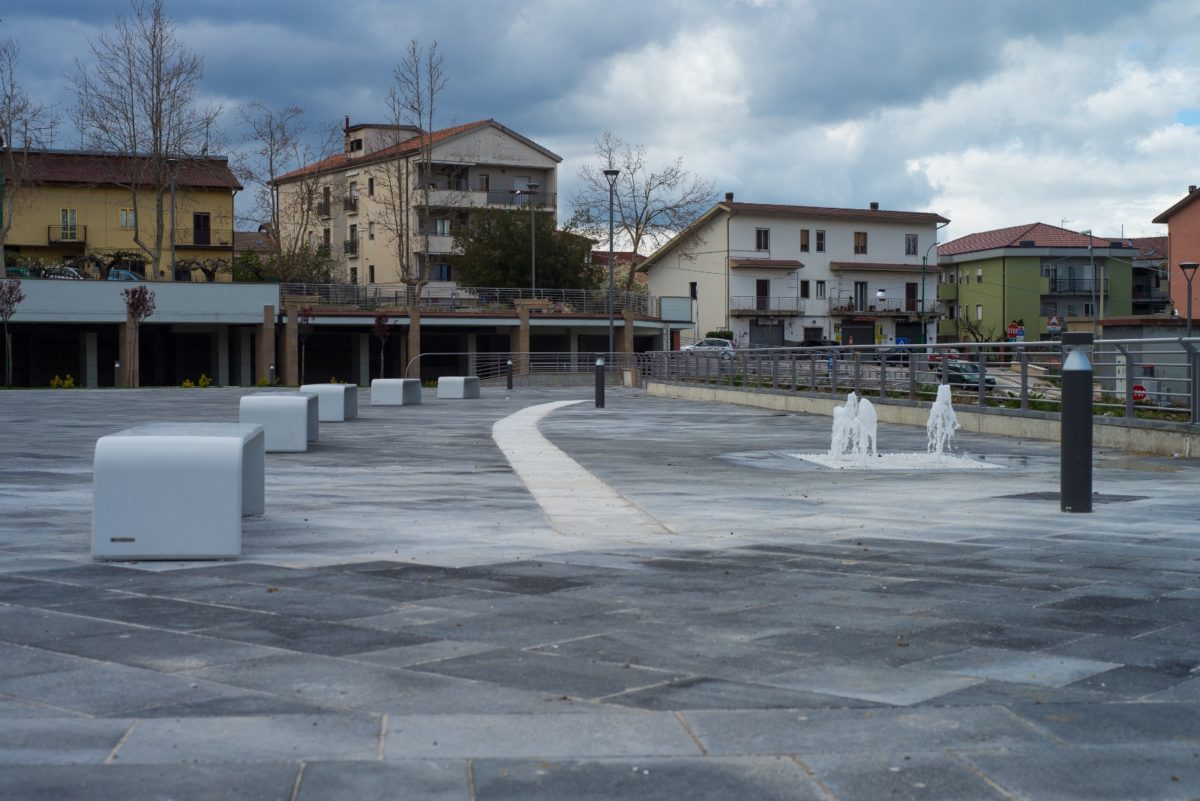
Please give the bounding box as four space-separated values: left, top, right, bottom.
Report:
975 346 987 406
595 357 605 408
828 351 837 394
506 359 513 390
852 351 861 394
879 355 887 398
908 352 917 400
1183 340 1200 424
1061 332 1093 513
1113 344 1133 418
1019 349 1029 410
809 352 817 391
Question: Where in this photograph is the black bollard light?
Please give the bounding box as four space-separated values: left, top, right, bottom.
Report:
595 356 605 408
114 360 120 388
506 359 513 390
1060 332 1093 513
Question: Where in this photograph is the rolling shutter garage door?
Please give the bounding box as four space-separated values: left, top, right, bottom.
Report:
840 323 875 347
749 320 785 348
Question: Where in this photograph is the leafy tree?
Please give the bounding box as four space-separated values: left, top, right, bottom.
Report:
0 279 25 386
121 285 156 387
453 209 601 290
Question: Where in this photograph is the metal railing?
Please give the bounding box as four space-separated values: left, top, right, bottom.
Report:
172 228 233 248
404 351 640 381
485 190 556 207
730 296 805 314
343 197 359 213
47 225 87 244
1049 277 1109 294
280 283 660 317
829 296 932 314
641 338 1200 424
343 239 359 257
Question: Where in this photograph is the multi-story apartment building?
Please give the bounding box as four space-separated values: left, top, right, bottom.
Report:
936 223 1135 342
1153 183 1200 322
272 118 561 287
640 194 948 347
2 150 240 280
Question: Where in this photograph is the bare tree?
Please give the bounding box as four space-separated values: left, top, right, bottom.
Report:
0 279 25 387
372 314 390 379
0 38 60 272
121 285 156 387
572 132 718 290
236 101 304 241
956 314 997 343
73 0 221 279
376 39 446 288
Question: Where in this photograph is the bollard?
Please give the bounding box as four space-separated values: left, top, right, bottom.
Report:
114 360 120 388
595 357 605 408
506 359 513 390
1060 332 1093 513
269 363 276 385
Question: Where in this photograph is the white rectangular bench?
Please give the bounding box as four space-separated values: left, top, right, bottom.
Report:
92 422 265 561
299 383 359 422
239 392 319 452
371 378 422 405
437 376 480 399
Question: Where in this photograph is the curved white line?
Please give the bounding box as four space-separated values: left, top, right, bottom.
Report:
492 400 671 539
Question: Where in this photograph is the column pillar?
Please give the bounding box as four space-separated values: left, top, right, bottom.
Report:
283 304 299 386
406 307 422 378
256 304 276 385
515 306 531 374
216 326 230 387
467 332 478 376
81 331 98 388
239 328 253 386
621 309 635 353
356 332 370 386
123 309 139 387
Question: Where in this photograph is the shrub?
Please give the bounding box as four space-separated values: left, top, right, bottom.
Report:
705 329 734 341
198 374 212 388
181 379 195 388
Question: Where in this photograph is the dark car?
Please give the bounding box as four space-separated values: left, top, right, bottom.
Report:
42 265 85 280
871 347 912 363
940 359 996 387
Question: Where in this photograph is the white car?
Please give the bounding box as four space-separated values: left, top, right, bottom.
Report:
682 338 735 357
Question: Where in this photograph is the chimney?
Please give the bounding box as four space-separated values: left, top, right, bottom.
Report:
869 201 879 210
725 192 734 203
1191 185 1198 194
344 115 350 133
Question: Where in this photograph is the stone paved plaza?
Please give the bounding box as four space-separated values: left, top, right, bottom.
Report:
1 385 1199 800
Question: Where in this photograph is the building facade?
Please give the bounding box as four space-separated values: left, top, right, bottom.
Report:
272 119 561 287
2 150 240 280
936 223 1136 342
1152 184 1200 322
639 194 948 347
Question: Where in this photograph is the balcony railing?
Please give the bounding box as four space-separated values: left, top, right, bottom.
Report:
829 296 933 315
730 296 805 315
344 238 359 257
1048 277 1109 294
280 283 661 317
485 190 557 207
343 197 359 213
47 225 87 244
171 229 233 248
316 200 331 218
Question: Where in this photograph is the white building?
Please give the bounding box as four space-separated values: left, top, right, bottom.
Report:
640 194 949 348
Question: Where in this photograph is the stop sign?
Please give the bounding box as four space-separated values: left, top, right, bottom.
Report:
1132 384 1147 401
1006 322 1019 339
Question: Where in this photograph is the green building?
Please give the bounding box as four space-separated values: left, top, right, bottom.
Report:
936 223 1135 342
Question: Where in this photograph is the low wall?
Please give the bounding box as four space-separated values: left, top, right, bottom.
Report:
646 381 1200 458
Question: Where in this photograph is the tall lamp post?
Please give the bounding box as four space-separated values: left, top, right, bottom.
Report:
921 239 939 344
603 168 620 356
527 182 539 294
1182 261 1199 338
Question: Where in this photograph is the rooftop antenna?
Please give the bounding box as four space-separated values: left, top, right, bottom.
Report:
1060 218 1072 230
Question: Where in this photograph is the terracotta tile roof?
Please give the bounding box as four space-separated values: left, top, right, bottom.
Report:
17 150 241 190
1152 186 1200 224
591 251 646 266
938 223 1126 256
829 261 926 273
726 201 949 226
1125 235 1167 260
274 119 502 183
730 258 804 269
233 231 276 255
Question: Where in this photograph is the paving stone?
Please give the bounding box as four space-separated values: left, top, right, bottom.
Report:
762 661 982 705
0 763 299 800
0 579 129 609
165 583 396 621
962 745 1200 800
51 596 276 632
0 719 131 765
342 604 482 630
605 676 879 711
1068 665 1195 698
346 639 501 668
385 713 701 758
801 750 1011 800
684 707 1055 755
402 612 626 649
912 647 1121 687
1012 701 1200 745
31 628 283 672
914 620 1088 652
471 756 825 800
0 642 95 680
295 761 468 801
200 615 434 656
0 606 139 645
115 715 382 763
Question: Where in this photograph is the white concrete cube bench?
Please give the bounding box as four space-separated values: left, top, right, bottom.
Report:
436 376 480 399
299 383 359 422
92 422 265 561
239 392 319 452
371 378 422 406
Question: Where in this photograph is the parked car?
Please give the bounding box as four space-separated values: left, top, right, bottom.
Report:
4 265 33 278
926 348 963 366
682 338 735 353
107 269 146 281
799 338 837 348
42 265 85 280
871 347 911 363
940 359 996 387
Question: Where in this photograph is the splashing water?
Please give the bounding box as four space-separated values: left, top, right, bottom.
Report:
829 392 878 460
926 384 961 457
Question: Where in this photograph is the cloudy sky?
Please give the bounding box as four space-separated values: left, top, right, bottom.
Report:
5 0 1199 245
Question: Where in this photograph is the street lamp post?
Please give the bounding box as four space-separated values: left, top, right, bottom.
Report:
1182 262 1199 338
921 239 939 344
603 168 620 357
527 182 539 294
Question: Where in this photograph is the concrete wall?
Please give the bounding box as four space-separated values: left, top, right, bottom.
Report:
646 380 1200 457
12 281 281 324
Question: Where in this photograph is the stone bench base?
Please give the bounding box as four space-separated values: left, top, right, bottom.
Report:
240 393 319 452
300 383 359 422
371 378 422 405
92 423 265 560
437 376 480 399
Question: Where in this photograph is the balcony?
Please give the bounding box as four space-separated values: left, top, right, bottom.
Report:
829 296 935 316
344 238 359 258
486 189 556 208
316 200 331 218
415 233 457 254
730 296 804 316
343 197 359 214
1048 277 1108 294
47 225 87 245
172 229 233 248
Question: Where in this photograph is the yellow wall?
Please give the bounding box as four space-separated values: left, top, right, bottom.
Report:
7 183 235 280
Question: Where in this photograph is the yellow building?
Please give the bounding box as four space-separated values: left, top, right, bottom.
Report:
3 150 240 281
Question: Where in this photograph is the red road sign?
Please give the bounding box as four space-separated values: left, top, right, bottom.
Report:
1132 384 1147 401
1047 313 1062 331
1006 322 1020 339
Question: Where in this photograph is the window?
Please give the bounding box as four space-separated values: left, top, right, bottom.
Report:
689 281 697 300
815 280 826 299
948 304 957 320
800 229 809 252
348 138 363 152
174 267 192 282
976 266 983 284
854 232 868 254
478 173 490 191
800 280 810 299
60 208 77 240
755 228 770 251
322 228 331 250
947 272 956 284
349 266 358 284
816 230 826 252
349 182 358 199
434 218 451 236
431 263 451 281
119 208 136 229
975 304 983 321
368 222 375 240
368 265 376 283
905 233 918 256
368 177 374 196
